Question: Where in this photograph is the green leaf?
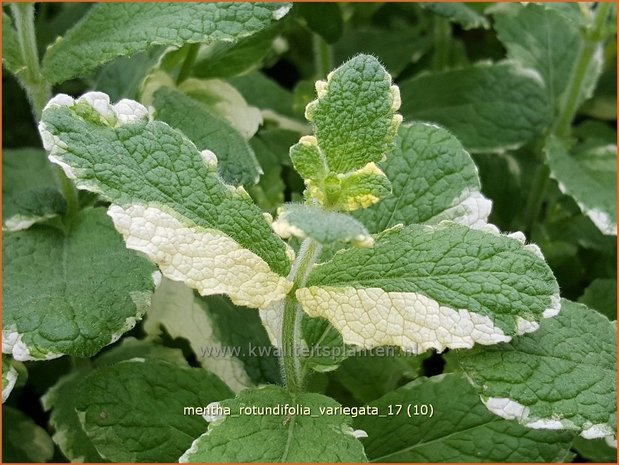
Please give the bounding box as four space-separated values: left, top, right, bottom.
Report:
75 359 233 462
3 208 155 360
272 203 373 246
579 278 617 321
457 299 617 441
193 24 283 79
573 436 617 462
305 54 401 174
95 46 166 101
334 27 431 78
2 12 25 77
2 147 66 231
332 352 427 405
2 406 54 463
545 136 617 235
301 316 347 373
42 339 188 462
229 72 298 119
297 222 560 354
2 355 19 403
420 2 490 30
153 86 262 186
247 129 299 212
93 337 188 368
179 78 263 140
145 278 280 393
490 3 581 112
355 373 575 462
180 385 367 462
41 2 292 83
39 92 293 308
399 62 552 152
295 3 344 43
290 55 401 211
41 370 104 463
354 122 491 234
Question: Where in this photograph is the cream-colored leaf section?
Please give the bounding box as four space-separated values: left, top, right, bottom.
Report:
2 364 18 403
424 189 492 230
296 286 510 354
484 397 616 442
145 278 251 393
108 204 291 308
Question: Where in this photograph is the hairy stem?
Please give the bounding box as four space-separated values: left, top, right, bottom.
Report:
10 2 51 119
554 2 612 138
281 238 322 392
313 34 333 78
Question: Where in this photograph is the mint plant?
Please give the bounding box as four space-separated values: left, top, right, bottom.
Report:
2 2 617 463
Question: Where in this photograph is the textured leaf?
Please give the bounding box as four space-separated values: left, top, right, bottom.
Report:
297 222 560 354
354 122 491 233
39 92 292 308
399 62 552 152
3 208 155 361
42 2 292 83
457 299 617 441
153 86 262 186
289 55 401 211
420 2 489 30
546 136 617 235
2 12 25 77
272 203 373 246
145 278 280 393
2 406 54 463
304 54 401 173
180 78 263 140
180 385 367 462
42 339 188 462
579 278 617 321
491 3 581 112
75 359 233 462
356 373 575 462
2 148 66 231
2 355 19 403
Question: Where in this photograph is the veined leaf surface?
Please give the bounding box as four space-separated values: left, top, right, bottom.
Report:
39 92 292 308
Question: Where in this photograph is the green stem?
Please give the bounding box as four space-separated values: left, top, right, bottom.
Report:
54 166 80 225
176 43 200 85
554 2 612 138
281 238 322 392
431 17 451 71
524 3 612 231
522 163 550 234
313 34 332 78
10 2 51 119
11 2 80 225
